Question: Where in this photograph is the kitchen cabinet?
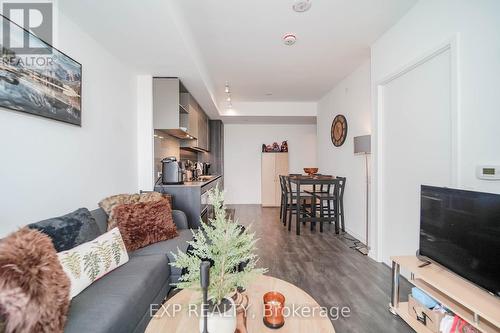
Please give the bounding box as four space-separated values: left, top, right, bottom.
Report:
153 78 180 131
154 78 195 139
153 77 210 151
181 98 210 152
197 110 209 151
207 120 224 176
261 153 289 207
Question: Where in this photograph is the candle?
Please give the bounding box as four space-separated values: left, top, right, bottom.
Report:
263 291 285 329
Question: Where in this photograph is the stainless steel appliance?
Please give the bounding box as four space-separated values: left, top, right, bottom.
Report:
202 162 211 175
161 156 184 184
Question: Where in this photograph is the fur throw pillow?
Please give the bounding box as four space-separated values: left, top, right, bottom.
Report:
99 192 172 231
114 198 178 252
28 208 100 252
0 228 70 333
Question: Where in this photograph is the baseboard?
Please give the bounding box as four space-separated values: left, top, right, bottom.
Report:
344 226 365 244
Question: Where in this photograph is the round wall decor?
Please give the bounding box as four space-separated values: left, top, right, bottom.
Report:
331 114 348 147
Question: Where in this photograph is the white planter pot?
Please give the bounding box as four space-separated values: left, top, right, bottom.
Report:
199 297 237 333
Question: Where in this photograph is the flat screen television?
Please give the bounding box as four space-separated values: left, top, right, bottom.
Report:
419 185 500 297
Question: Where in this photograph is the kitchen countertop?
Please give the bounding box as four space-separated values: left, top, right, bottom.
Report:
155 175 221 188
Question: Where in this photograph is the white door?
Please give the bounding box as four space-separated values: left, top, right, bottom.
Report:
261 154 276 207
379 48 454 264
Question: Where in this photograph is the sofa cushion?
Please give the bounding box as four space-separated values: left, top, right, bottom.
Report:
28 208 100 252
58 228 129 299
64 254 170 333
130 229 193 278
99 192 172 231
115 198 178 252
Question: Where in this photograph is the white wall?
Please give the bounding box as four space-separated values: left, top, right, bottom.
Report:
0 11 138 236
371 0 500 262
224 124 317 204
222 102 317 117
316 61 371 242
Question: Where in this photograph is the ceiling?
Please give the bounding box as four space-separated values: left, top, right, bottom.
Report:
176 0 416 104
60 0 416 119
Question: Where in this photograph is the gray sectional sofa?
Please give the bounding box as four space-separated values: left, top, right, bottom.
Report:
63 208 193 333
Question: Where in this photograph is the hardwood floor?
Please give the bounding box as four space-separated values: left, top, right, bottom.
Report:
229 204 414 333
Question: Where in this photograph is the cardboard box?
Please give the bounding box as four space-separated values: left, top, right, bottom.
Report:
408 294 445 333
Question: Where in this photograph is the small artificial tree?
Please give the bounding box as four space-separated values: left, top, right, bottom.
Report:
170 186 267 306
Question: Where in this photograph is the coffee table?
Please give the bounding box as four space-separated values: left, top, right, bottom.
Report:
146 275 335 332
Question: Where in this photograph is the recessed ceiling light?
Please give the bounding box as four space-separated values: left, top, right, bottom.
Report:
293 0 312 13
283 33 297 46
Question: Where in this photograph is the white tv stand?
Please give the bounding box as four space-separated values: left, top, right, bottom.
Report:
389 256 500 333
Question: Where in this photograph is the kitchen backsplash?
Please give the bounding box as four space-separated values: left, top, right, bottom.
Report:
154 130 180 180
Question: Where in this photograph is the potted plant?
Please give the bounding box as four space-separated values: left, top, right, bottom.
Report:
171 187 266 333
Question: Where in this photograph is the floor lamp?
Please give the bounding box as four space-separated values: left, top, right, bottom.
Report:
354 135 371 255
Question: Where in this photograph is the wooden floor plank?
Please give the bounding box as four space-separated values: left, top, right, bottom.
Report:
228 204 414 333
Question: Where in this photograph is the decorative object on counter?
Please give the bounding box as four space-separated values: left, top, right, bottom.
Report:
0 16 82 126
280 141 288 152
263 291 286 329
262 141 289 152
331 114 348 147
303 167 319 175
170 186 267 333
0 228 71 333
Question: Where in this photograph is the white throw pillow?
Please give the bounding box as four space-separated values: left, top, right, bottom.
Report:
57 227 129 299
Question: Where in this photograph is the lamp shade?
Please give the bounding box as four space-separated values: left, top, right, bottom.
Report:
354 135 371 154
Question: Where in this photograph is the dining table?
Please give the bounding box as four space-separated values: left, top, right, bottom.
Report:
288 174 340 235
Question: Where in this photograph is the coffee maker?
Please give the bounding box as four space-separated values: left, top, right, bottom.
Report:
161 157 184 184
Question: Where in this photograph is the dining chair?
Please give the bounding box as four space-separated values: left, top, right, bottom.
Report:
305 178 343 233
336 177 347 232
285 176 313 232
279 175 288 226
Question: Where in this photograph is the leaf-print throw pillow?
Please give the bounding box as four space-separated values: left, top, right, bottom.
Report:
57 227 129 299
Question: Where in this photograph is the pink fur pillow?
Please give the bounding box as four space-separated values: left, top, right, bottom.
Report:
0 228 70 333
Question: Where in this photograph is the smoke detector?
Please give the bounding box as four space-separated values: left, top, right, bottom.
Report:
282 33 297 46
293 0 312 13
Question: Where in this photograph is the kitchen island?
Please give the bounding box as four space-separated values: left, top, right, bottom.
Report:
154 175 222 228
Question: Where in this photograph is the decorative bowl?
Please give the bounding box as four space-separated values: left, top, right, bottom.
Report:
303 168 319 175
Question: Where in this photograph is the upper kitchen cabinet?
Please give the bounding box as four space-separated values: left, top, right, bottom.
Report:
180 93 210 152
153 77 196 140
197 109 209 151
153 77 211 151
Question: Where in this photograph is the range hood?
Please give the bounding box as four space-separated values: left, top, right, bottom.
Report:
162 127 196 140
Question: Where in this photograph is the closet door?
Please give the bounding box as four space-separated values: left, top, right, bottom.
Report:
261 153 276 207
274 153 289 206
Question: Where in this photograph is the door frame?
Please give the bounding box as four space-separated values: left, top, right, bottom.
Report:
371 35 461 262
